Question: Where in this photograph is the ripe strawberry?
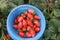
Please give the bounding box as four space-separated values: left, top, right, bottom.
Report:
18 22 23 28
35 27 40 32
18 16 24 22
19 31 24 37
5 34 10 39
33 21 40 27
22 27 26 32
13 24 18 29
27 26 31 31
34 15 40 20
31 33 35 38
17 15 20 19
24 11 28 15
27 20 33 27
30 23 34 28
33 19 37 24
26 32 31 37
23 20 27 26
14 18 18 23
21 14 26 18
18 30 22 32
33 25 37 28
30 30 35 34
30 30 35 37
28 9 34 14
27 17 30 21
35 22 40 27
27 20 32 26
27 13 33 19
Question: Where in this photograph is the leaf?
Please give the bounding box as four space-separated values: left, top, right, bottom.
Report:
50 34 57 40
58 27 60 32
56 34 60 40
44 29 52 38
49 19 60 27
9 0 24 5
0 22 2 28
53 9 60 17
29 0 47 10
48 26 56 33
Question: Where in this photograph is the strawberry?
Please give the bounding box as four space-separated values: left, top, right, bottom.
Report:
27 13 33 19
28 9 34 14
34 15 40 20
17 15 20 19
33 20 40 27
33 19 37 24
21 14 26 18
26 32 31 37
24 11 28 15
22 27 26 32
13 24 18 29
30 30 35 38
14 18 18 23
18 16 24 22
35 27 40 32
27 26 31 31
35 22 40 27
5 34 10 39
33 25 37 28
27 20 32 26
27 17 30 21
19 31 24 37
18 22 23 28
23 20 27 26
30 23 34 28
18 30 22 32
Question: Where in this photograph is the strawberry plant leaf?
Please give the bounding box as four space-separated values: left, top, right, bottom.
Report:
53 9 60 17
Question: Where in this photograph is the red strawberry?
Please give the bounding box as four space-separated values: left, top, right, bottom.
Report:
30 30 35 34
27 17 30 21
24 11 28 15
13 24 18 29
34 15 40 20
5 34 10 39
33 19 37 24
17 15 20 19
21 14 26 18
30 30 35 38
27 20 32 26
28 9 34 14
18 22 23 28
35 27 40 32
22 27 26 32
23 20 27 26
27 13 33 19
19 31 24 37
18 16 24 22
26 32 31 37
30 23 34 28
33 25 37 28
14 18 18 23
33 21 40 27
27 26 31 31
35 22 40 27
18 30 22 32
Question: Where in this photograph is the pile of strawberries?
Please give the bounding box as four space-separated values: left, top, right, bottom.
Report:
13 9 40 38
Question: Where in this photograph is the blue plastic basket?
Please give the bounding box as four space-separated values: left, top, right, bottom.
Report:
7 4 46 40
